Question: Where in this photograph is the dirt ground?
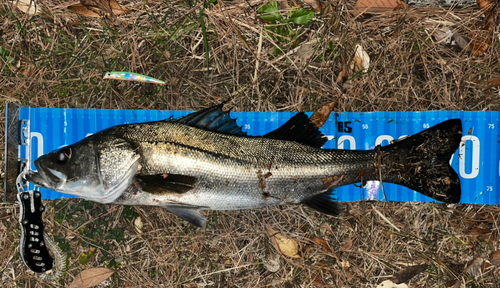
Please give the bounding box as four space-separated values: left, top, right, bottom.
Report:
1 0 500 286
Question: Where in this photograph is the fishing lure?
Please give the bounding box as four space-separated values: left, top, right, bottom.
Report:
103 71 166 85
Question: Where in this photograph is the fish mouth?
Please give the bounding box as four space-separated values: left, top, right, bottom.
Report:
25 162 67 190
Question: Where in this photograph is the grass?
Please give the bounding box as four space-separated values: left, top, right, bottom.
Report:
1 0 500 286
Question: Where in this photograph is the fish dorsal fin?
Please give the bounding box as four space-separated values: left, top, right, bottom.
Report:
263 113 327 148
174 103 247 136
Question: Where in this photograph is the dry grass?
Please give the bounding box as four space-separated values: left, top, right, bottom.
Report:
1 0 500 286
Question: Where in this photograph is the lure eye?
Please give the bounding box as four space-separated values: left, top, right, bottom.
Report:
56 148 71 164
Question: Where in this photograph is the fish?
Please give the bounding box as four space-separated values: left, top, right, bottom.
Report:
25 104 463 228
103 71 166 85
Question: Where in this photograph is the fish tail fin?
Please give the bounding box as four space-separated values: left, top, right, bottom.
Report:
380 119 462 203
302 188 343 216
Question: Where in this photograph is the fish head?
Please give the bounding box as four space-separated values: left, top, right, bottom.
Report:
26 133 140 203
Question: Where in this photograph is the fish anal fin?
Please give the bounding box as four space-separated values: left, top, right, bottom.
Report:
302 189 342 216
263 113 327 148
137 174 197 194
173 103 247 136
164 206 207 228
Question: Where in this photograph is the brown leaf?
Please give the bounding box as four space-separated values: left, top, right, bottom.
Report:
279 0 290 10
390 264 429 284
265 225 301 258
13 0 39 14
468 31 492 57
470 226 491 236
490 250 500 266
340 238 352 251
310 237 333 253
68 0 130 18
354 0 407 12
452 33 470 50
336 58 349 84
69 268 115 288
487 77 500 87
465 257 483 278
67 3 101 17
296 39 319 61
477 0 490 9
321 224 334 234
303 0 322 12
310 100 339 128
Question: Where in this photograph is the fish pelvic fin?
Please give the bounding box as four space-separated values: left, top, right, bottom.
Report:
379 119 462 203
164 206 207 228
302 188 342 216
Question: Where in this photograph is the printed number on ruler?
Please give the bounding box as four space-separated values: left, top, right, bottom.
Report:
338 122 352 133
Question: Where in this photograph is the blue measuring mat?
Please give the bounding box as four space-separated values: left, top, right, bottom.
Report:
15 107 500 204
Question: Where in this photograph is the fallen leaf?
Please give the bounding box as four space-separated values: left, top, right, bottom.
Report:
279 0 290 10
452 33 470 50
340 238 353 251
477 0 495 18
390 264 429 284
310 237 333 253
487 77 500 87
67 3 101 17
321 224 334 234
263 255 280 272
310 100 339 128
466 257 484 278
336 58 349 84
296 39 319 61
13 0 39 14
265 225 300 258
351 56 363 71
303 0 322 12
186 242 202 253
134 216 143 234
350 44 369 72
354 0 407 13
337 259 350 268
470 226 491 236
490 250 500 266
68 0 130 18
69 268 115 288
376 280 409 288
433 27 453 43
468 31 493 57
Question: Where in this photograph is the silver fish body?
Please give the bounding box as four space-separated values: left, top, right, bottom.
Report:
26 105 462 227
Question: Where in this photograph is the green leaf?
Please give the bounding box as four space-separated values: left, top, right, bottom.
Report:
257 1 282 23
289 8 314 25
0 46 8 57
79 251 93 265
200 11 210 71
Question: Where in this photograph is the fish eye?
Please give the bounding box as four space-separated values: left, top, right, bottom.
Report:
56 148 72 164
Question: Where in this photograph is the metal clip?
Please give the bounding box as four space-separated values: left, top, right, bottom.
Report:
20 119 29 146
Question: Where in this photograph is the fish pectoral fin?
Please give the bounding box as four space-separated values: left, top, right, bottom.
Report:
302 188 343 216
164 206 207 228
137 174 197 194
